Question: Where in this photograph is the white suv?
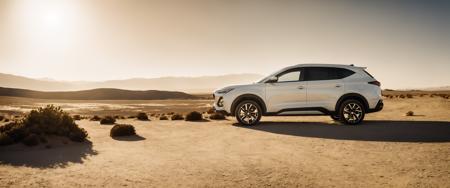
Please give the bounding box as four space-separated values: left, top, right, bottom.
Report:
213 64 383 125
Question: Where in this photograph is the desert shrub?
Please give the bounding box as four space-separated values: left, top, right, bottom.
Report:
206 108 216 114
90 115 101 121
0 133 14 146
72 115 82 120
159 115 169 120
22 105 88 142
167 112 174 115
114 115 125 119
185 111 203 121
406 94 413 98
0 115 4 121
4 118 9 122
100 116 116 125
136 112 149 121
110 124 136 137
4 123 28 142
209 112 226 120
0 105 89 145
399 95 405 99
69 128 88 142
406 111 414 116
22 133 40 146
171 114 184 120
127 116 136 119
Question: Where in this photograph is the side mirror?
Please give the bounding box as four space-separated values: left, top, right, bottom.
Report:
266 76 278 83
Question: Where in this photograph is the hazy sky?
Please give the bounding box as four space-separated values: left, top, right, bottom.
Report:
0 0 449 89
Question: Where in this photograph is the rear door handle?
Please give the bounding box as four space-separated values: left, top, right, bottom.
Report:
298 86 304 89
336 84 342 88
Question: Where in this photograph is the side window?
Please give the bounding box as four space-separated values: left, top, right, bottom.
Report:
277 70 301 83
304 67 354 81
338 68 355 78
304 67 329 81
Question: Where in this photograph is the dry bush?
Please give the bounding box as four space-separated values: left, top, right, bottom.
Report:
0 115 4 121
110 124 136 137
406 94 413 98
100 116 116 125
0 105 88 146
0 133 14 146
406 111 414 116
185 111 203 121
136 112 149 121
171 114 184 120
22 133 40 146
127 116 135 119
399 95 405 99
90 115 101 121
72 115 82 120
159 115 169 120
209 113 226 120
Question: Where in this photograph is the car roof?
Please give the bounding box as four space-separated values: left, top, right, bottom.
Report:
284 64 366 71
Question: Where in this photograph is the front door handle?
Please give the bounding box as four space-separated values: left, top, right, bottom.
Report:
298 86 304 90
336 84 342 88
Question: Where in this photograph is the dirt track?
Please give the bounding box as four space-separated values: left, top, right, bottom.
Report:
0 97 449 187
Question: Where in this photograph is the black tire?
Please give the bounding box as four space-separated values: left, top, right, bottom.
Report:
330 115 340 121
339 99 365 125
234 100 262 126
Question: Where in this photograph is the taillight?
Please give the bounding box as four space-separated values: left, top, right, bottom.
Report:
369 81 381 87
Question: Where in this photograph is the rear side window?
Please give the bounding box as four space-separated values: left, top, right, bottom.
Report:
304 67 354 81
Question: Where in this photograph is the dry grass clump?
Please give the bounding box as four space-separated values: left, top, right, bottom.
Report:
136 112 149 121
171 114 184 120
399 95 406 99
159 115 169 120
114 115 125 119
209 113 226 120
0 115 4 121
72 115 82 120
405 111 414 116
0 105 88 146
90 115 101 121
100 116 116 125
406 94 413 98
185 111 203 121
110 124 136 137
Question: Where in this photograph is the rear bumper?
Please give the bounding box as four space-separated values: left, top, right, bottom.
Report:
368 100 383 113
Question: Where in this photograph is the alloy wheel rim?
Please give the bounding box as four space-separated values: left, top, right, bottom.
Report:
238 103 259 125
343 103 363 123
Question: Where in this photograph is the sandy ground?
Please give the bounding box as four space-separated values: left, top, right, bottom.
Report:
0 97 450 187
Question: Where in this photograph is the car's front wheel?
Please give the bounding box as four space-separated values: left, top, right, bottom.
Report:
339 99 365 125
235 100 262 126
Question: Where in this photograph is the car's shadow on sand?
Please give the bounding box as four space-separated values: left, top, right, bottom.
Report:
235 120 450 142
0 140 98 168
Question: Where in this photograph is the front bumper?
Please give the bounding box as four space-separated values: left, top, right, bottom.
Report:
368 100 383 113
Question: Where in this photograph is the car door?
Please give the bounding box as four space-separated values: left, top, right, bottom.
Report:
303 67 345 111
265 68 307 113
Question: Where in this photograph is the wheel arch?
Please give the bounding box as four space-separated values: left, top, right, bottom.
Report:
230 94 267 116
335 93 369 112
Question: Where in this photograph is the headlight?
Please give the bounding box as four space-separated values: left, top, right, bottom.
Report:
217 88 234 94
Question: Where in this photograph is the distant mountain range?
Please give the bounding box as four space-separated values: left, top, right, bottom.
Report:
0 73 264 93
0 87 197 100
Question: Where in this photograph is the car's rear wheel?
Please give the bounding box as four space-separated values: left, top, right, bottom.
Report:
235 100 262 126
339 100 365 125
